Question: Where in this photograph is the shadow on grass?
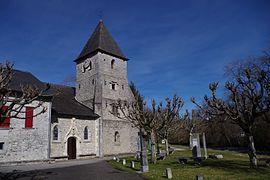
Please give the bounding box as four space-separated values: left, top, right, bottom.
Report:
157 155 270 174
210 147 270 155
200 159 270 174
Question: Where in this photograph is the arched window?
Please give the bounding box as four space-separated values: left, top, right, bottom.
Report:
114 131 120 143
84 126 88 140
111 59 115 69
53 125 58 141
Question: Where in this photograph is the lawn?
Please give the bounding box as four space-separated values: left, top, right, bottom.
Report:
108 145 270 180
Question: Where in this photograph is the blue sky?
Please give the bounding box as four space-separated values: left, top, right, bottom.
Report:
0 0 270 110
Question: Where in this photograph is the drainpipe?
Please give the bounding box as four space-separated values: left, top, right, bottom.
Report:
47 102 52 160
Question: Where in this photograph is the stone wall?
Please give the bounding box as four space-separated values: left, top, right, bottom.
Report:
102 119 138 155
75 52 138 157
0 101 51 163
50 117 98 159
75 52 133 108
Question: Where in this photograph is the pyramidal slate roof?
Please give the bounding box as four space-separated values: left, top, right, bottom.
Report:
75 20 128 61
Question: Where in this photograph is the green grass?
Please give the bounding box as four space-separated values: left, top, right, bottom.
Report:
108 145 270 180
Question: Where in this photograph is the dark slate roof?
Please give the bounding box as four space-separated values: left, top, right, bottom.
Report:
10 70 99 119
10 70 47 92
51 84 99 119
75 20 128 61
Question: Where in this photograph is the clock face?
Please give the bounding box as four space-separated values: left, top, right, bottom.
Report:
82 60 92 72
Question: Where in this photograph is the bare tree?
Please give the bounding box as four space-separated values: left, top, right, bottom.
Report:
0 62 50 125
179 110 199 148
156 95 184 155
113 82 152 170
191 51 270 168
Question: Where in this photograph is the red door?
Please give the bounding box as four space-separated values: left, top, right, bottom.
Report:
67 137 76 159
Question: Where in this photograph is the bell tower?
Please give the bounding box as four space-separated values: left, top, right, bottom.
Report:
74 20 137 156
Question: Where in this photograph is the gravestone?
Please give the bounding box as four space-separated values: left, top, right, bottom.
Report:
196 174 203 180
216 154 223 159
191 133 201 158
122 159 126 165
139 130 149 172
166 168 172 179
131 161 135 168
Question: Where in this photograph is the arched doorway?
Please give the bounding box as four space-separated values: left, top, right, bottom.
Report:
67 137 76 159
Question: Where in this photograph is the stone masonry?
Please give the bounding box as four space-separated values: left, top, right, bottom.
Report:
0 101 51 162
75 21 138 156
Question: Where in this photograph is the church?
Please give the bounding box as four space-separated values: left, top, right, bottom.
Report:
0 21 138 163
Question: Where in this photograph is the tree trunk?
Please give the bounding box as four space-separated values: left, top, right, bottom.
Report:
165 139 169 156
248 135 257 168
150 130 157 164
221 123 232 146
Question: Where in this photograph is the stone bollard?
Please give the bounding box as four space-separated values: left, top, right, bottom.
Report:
166 168 172 179
131 161 135 168
196 174 203 180
122 159 126 165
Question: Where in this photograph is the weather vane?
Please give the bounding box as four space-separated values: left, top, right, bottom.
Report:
98 10 103 21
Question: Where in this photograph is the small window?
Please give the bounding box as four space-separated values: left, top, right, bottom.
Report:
53 126 59 141
122 85 124 90
92 79 95 85
111 59 115 69
84 127 88 140
0 142 4 150
104 80 107 85
112 84 115 90
114 131 120 143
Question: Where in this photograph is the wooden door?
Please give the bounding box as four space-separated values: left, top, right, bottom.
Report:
67 137 76 159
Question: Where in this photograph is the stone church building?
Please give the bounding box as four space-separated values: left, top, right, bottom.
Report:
0 21 138 163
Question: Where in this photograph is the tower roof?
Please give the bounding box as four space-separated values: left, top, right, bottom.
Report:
75 20 128 61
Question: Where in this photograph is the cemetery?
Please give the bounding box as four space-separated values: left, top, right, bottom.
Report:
109 143 270 180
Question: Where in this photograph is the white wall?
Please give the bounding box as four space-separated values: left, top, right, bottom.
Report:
0 101 51 162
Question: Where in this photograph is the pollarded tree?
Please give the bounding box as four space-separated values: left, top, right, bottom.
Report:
179 110 201 148
113 82 155 170
0 61 50 125
156 95 184 155
191 51 270 168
